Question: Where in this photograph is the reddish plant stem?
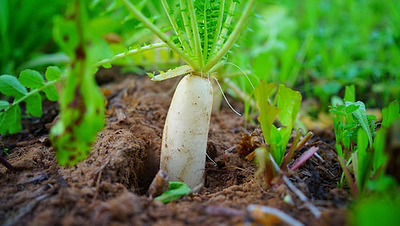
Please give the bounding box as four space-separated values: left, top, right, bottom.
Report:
338 156 358 198
0 155 15 171
281 129 302 170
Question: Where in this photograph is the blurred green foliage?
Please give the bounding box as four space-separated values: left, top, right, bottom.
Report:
226 0 399 110
50 0 106 166
0 0 68 74
1 0 398 110
349 191 400 226
87 0 181 73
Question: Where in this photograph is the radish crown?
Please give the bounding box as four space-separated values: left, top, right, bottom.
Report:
122 0 256 80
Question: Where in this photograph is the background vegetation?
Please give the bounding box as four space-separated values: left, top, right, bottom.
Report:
2 0 398 111
1 0 399 223
227 0 399 111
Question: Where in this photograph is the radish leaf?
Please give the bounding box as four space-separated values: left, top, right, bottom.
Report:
25 93 42 117
45 66 62 81
0 100 9 110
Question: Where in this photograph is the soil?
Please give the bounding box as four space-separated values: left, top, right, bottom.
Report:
0 69 348 226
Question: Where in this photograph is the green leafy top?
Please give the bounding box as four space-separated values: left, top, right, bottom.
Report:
122 0 255 79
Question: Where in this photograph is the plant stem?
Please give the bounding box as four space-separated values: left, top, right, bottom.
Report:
213 0 236 54
0 154 15 171
296 131 314 150
161 0 192 55
180 0 195 55
122 0 200 71
187 0 203 68
210 0 225 55
281 129 302 170
203 0 256 72
202 2 209 63
6 80 58 112
338 156 358 198
94 43 167 68
269 153 321 218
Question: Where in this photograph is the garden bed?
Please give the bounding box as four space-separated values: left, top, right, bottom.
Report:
0 70 348 226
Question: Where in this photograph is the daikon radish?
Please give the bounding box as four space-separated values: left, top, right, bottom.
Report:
160 74 213 189
122 0 256 189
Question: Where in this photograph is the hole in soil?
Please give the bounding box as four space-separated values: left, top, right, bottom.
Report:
136 146 160 195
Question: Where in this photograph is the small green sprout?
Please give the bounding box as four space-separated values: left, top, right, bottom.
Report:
330 85 400 197
0 67 61 135
154 182 191 204
253 81 316 186
254 81 302 166
2 148 9 156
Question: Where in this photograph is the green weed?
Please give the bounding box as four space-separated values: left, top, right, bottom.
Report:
254 81 302 166
154 182 191 204
224 0 400 113
0 0 68 74
0 67 61 134
253 81 317 186
330 85 400 197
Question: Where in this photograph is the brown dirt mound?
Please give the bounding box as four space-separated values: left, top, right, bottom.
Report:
0 71 347 226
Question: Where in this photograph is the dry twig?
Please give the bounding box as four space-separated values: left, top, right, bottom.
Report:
269 153 322 218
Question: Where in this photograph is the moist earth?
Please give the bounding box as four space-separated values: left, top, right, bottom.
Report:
0 70 347 225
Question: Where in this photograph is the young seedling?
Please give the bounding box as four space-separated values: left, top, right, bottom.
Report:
330 89 375 196
0 67 61 135
122 0 256 188
252 80 318 186
254 81 302 167
154 181 192 204
330 85 400 197
348 101 400 225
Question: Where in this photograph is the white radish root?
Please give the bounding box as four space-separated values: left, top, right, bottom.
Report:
160 74 213 189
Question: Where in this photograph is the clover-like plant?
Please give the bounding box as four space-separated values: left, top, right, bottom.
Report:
121 0 255 188
0 67 61 135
